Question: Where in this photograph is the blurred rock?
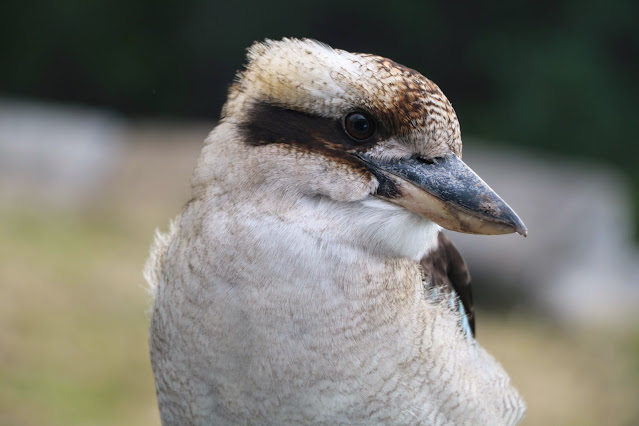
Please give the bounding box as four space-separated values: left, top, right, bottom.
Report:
98 121 209 226
2 102 636 327
449 142 639 327
0 98 126 210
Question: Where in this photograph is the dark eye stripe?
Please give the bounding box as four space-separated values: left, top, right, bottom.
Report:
240 102 385 150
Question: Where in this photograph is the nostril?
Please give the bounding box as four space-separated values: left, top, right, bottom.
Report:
415 155 436 165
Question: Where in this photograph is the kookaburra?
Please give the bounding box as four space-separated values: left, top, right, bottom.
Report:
146 38 527 425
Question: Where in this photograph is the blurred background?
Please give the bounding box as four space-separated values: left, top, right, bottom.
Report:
1 0 638 424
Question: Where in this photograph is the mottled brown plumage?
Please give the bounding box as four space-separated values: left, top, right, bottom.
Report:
421 233 474 335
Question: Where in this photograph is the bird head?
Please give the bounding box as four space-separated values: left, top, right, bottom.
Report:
217 38 526 237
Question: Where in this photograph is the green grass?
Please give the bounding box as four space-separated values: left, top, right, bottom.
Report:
0 208 159 426
1 207 637 425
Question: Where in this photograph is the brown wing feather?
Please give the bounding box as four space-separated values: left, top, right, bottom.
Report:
420 232 474 336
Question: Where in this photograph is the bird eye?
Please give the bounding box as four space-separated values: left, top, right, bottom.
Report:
344 112 376 141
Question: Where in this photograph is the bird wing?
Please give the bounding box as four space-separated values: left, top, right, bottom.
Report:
420 232 474 336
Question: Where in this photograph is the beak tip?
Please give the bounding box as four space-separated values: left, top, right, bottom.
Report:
513 219 528 237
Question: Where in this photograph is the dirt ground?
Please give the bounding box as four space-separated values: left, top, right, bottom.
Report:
2 122 637 425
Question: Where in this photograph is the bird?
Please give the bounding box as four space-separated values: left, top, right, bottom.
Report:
145 38 528 425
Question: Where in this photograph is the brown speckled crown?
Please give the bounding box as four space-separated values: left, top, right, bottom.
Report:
360 54 461 152
222 38 462 158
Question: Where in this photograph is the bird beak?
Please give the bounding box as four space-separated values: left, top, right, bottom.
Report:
359 154 527 236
